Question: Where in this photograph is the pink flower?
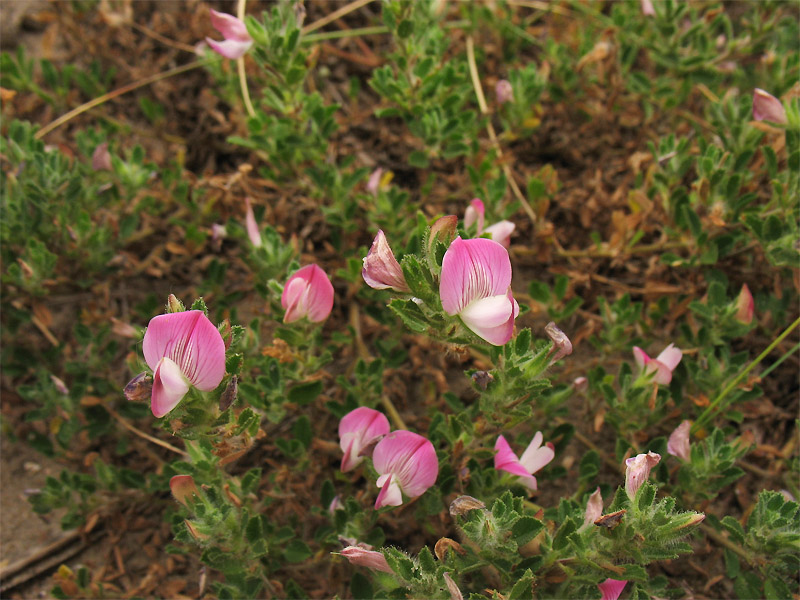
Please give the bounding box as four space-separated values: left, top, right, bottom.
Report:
439 237 519 346
372 430 438 509
362 230 411 292
640 0 655 16
338 407 390 472
624 451 661 500
281 264 334 323
573 376 588 391
142 310 227 417
632 343 682 385
598 578 628 600
170 475 200 507
735 284 754 324
667 420 691 461
244 198 262 248
464 199 515 248
753 88 788 124
340 546 393 573
494 432 555 491
495 79 513 105
50 375 69 395
583 487 603 528
205 10 253 60
366 168 383 196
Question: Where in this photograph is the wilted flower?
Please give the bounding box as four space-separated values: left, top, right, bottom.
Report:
633 343 682 385
440 237 519 346
464 199 515 248
495 79 513 105
170 475 200 507
625 451 661 500
338 407 390 472
752 88 788 124
599 578 628 600
91 142 112 171
667 420 691 461
372 430 438 509
205 10 253 60
362 230 411 292
583 487 603 528
244 198 262 248
449 495 486 516
340 546 393 573
545 322 573 363
124 372 153 402
735 283 754 324
282 264 334 323
366 168 383 196
494 432 555 491
142 309 227 417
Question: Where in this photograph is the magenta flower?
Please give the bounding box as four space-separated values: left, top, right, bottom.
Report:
142 310 227 417
667 420 691 461
338 407 390 472
340 546 393 573
205 10 253 60
244 198 262 248
362 230 411 293
494 432 555 491
464 199 515 248
598 578 628 600
735 283 755 324
281 264 334 323
753 88 788 124
372 430 438 509
440 236 519 346
624 451 661 500
495 79 513 105
632 343 682 385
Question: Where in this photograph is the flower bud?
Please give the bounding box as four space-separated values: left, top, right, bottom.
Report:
170 475 200 507
366 168 383 197
91 142 112 171
205 10 253 60
282 264 334 323
50 375 69 395
443 572 464 600
573 376 588 391
598 579 627 600
124 372 153 402
340 546 393 573
244 198 262 248
167 294 184 313
495 79 513 105
471 370 494 390
545 322 573 363
362 230 410 292
429 215 459 250
667 420 691 461
735 283 754 324
624 451 661 500
583 487 603 528
753 88 788 124
219 375 238 411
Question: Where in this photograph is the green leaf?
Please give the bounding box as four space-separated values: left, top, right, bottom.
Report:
397 19 414 38
284 539 312 563
287 380 323 405
509 569 534 599
512 516 544 547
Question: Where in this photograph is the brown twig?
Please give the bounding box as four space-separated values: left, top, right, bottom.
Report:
107 407 188 457
302 0 374 35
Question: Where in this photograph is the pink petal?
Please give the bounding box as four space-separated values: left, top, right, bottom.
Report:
338 407 390 472
655 343 682 372
209 9 252 43
640 0 655 16
205 37 253 60
151 357 190 417
366 168 383 196
599 578 628 600
667 420 691 461
440 237 513 316
647 359 674 385
375 473 403 508
373 431 438 501
362 230 410 292
483 220 515 248
464 198 485 232
91 142 112 171
625 451 661 500
584 487 603 527
340 546 393 573
493 435 532 478
632 346 650 369
142 310 226 391
496 79 513 105
245 198 262 247
753 88 788 124
735 284 754 324
281 264 334 323
519 432 555 474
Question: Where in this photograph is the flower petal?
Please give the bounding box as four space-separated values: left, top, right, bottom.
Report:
373 431 438 501
493 435 531 478
655 343 682 372
440 237 512 316
464 198 485 232
753 88 788 124
151 357 190 417
205 37 253 60
667 420 691 461
519 432 555 474
281 264 334 323
632 346 650 369
339 407 390 472
459 289 516 346
375 474 403 508
362 230 410 292
647 359 673 385
599 578 628 600
209 9 252 42
483 220 515 248
245 198 262 247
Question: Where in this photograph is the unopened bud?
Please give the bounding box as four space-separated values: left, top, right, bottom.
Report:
167 294 184 313
471 370 494 390
495 79 513 105
434 537 467 561
184 519 209 541
429 215 458 250
674 512 705 530
449 495 486 517
170 475 200 507
735 284 754 325
573 376 588 391
92 142 112 171
124 372 153 402
219 375 238 411
50 375 69 395
545 322 573 362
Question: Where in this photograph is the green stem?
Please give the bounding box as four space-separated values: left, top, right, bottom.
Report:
237 0 256 118
303 20 470 43
693 316 800 434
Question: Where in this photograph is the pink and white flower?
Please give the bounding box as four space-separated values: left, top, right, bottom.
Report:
632 343 682 385
598 578 628 600
340 546 393 573
735 283 754 324
205 10 253 60
362 230 411 293
624 451 661 500
494 432 555 491
372 430 438 509
244 198 262 248
464 199 515 248
667 420 691 461
338 407 390 472
753 88 787 124
143 310 227 417
439 236 519 346
282 264 334 323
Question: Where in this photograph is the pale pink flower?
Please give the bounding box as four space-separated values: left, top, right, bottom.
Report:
281 264 334 323
573 376 588 391
372 430 438 509
753 88 788 124
340 546 393 573
632 343 682 385
170 475 200 507
464 199 515 248
495 79 513 105
583 487 603 528
494 432 555 491
338 407 390 472
205 10 253 60
545 322 573 363
362 230 410 292
142 310 227 417
440 237 519 346
624 451 661 500
667 420 691 461
244 198 262 248
50 375 69 395
599 578 628 600
366 168 383 196
91 142 112 171
640 0 655 16
735 283 754 324
211 223 227 250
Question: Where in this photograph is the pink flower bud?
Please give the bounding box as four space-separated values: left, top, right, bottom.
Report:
281 264 334 323
494 432 555 491
573 376 588 391
244 198 262 248
667 420 691 461
632 344 682 385
211 223 227 251
170 475 200 507
372 431 438 508
583 487 603 528
338 407 390 472
429 215 459 249
205 10 253 60
624 451 661 500
366 168 383 196
167 294 184 313
340 546 393 573
464 199 486 232
91 142 112 171
440 237 519 346
362 230 411 292
545 322 573 363
598 578 628 600
735 283 754 324
496 79 513 105
753 88 788 124
50 375 69 395
640 0 655 16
